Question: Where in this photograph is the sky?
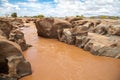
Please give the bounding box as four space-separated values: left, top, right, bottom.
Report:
0 0 120 17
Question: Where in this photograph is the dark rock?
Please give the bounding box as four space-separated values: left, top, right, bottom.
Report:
0 20 13 38
9 30 28 51
0 19 28 51
0 77 17 80
0 36 32 79
35 18 71 38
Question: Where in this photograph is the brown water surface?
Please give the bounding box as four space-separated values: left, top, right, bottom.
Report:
20 22 120 80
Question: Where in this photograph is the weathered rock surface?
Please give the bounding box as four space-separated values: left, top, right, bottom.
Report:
25 18 37 23
30 17 120 58
35 18 120 59
0 20 13 38
58 27 88 45
0 19 28 51
108 25 120 35
0 36 32 79
35 18 71 38
9 30 28 51
10 19 24 28
65 17 83 23
92 23 109 35
92 19 120 36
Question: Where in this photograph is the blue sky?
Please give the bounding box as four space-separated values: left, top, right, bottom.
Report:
0 0 120 17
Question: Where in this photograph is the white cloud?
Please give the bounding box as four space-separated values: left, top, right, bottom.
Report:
27 0 37 2
52 0 120 16
0 0 120 17
0 0 21 16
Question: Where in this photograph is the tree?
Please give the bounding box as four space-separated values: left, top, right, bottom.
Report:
33 14 44 18
37 14 44 18
11 12 17 18
76 15 84 18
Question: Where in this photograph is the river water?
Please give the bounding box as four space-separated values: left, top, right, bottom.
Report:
20 22 120 80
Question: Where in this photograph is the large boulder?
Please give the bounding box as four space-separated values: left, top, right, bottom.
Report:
0 19 29 51
9 29 28 51
35 18 71 38
0 20 13 38
0 36 32 79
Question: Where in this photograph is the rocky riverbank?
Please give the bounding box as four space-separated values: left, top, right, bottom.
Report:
0 17 120 80
0 18 32 80
35 17 120 58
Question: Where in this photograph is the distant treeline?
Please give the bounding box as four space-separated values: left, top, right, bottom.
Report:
1 12 120 19
89 15 120 19
76 15 120 19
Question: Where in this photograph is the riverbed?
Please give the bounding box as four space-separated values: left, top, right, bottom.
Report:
20 22 120 80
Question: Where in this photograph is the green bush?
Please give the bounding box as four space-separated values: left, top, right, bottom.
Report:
11 12 17 18
99 15 108 19
33 14 44 18
76 15 84 18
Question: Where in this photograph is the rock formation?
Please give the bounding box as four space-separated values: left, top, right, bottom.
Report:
35 18 71 38
35 17 120 59
0 18 32 79
0 36 32 80
0 19 28 51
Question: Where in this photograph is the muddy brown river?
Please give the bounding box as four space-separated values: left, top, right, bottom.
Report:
20 22 120 80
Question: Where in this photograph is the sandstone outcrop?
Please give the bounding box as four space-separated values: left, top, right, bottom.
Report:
35 17 120 59
35 18 71 38
108 25 120 36
56 19 120 59
9 29 28 51
0 20 13 38
0 19 28 51
0 36 32 80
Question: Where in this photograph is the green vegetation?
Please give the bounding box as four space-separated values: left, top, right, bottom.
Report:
33 14 44 18
76 15 85 18
89 16 95 19
109 16 119 19
11 12 17 18
99 15 108 19
90 15 120 19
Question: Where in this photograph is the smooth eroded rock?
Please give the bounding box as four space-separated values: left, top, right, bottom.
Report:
0 36 32 79
35 18 71 38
